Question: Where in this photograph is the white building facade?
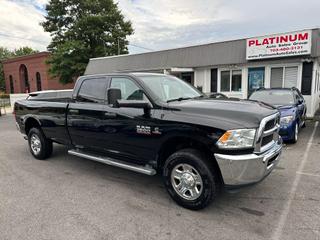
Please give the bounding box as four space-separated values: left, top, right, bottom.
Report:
86 28 320 117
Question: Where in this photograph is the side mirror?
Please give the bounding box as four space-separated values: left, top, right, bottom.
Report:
116 100 152 117
297 99 303 105
116 100 150 109
107 88 121 106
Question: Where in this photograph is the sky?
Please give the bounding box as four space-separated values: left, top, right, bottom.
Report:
0 0 319 54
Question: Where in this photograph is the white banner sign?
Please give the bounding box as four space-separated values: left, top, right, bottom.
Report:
246 30 312 60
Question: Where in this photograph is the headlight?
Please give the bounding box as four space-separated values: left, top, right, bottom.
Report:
280 115 294 125
216 129 256 149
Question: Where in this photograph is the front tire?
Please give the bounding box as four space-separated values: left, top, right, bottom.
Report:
290 123 299 144
163 149 218 210
28 128 53 160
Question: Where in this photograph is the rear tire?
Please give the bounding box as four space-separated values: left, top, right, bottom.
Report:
163 148 218 210
28 128 53 160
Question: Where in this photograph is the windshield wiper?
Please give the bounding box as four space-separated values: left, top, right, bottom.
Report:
193 94 205 99
167 97 192 103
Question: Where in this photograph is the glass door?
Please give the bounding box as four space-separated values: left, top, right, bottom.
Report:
248 67 265 97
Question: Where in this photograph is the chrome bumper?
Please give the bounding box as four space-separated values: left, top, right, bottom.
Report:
214 138 282 187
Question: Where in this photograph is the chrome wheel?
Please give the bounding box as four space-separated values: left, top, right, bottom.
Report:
171 163 203 201
30 134 41 155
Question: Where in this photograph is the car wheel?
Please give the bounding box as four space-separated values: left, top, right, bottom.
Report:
291 123 299 144
28 128 53 160
163 148 219 210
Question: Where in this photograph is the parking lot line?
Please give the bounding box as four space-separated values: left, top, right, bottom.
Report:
296 171 320 178
272 121 319 240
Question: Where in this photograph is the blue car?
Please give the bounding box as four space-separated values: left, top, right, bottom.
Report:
249 88 306 143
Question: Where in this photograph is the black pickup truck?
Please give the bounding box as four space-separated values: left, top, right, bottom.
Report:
14 73 282 210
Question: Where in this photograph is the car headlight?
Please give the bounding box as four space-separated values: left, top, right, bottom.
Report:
280 115 294 125
216 129 256 149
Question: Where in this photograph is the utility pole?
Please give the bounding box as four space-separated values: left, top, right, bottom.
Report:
117 38 120 55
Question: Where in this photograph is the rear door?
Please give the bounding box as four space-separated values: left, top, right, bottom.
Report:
67 77 109 151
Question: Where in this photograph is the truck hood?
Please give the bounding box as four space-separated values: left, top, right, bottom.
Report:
166 98 278 130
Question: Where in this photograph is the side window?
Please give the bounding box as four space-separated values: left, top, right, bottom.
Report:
110 77 147 101
78 78 107 103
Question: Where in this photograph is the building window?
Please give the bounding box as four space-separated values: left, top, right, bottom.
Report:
180 72 194 85
270 66 298 89
220 71 230 91
210 68 218 92
220 70 242 92
301 62 313 95
270 67 283 88
19 64 30 93
231 70 242 91
36 72 42 91
9 75 14 93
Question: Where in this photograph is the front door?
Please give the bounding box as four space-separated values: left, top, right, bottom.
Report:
248 67 265 97
99 76 160 164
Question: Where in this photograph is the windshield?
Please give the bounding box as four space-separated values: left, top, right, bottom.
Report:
249 90 295 106
139 75 203 102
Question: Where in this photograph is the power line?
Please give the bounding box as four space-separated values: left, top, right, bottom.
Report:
0 32 48 45
0 32 155 52
128 43 154 51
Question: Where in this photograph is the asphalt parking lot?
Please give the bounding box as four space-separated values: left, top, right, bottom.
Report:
0 114 319 240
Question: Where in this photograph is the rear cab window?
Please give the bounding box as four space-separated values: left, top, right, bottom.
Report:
77 78 108 103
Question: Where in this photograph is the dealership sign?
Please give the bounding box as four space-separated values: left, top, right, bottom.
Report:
246 30 312 60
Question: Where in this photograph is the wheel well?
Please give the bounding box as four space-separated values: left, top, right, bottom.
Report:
157 137 223 184
25 118 40 135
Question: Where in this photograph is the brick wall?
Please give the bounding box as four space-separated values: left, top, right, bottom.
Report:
3 52 75 93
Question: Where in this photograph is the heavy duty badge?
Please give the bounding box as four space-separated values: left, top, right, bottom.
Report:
136 125 151 135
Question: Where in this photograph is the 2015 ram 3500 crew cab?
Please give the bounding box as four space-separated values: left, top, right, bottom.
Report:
14 73 282 210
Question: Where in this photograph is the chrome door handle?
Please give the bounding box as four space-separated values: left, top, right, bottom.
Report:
104 112 117 118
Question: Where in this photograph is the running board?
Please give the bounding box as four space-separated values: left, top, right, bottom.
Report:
68 149 156 176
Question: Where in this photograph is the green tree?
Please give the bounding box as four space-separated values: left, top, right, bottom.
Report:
41 0 134 84
0 47 38 92
13 46 39 57
0 47 12 92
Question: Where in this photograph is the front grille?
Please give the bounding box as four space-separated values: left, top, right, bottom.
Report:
254 113 280 153
265 119 276 131
261 134 273 147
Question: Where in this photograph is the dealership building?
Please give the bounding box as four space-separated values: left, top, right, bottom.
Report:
85 28 320 117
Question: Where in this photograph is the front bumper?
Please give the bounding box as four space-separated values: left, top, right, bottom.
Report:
214 138 282 188
279 123 295 141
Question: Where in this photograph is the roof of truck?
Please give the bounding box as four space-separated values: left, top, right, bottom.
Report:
29 89 73 95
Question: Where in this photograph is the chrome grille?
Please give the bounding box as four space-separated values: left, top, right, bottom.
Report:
261 134 274 147
265 118 277 131
254 113 280 153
